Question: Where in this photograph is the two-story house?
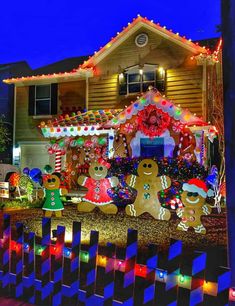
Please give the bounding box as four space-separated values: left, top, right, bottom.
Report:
3 16 220 171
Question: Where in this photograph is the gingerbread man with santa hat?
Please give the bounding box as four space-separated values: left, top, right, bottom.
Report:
176 178 213 234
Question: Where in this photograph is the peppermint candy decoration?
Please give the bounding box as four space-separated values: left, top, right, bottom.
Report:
123 123 135 134
172 121 184 133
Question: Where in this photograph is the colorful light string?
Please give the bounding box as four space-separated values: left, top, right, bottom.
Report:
2 238 233 300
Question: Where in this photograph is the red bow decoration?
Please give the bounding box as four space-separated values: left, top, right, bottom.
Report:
98 158 111 169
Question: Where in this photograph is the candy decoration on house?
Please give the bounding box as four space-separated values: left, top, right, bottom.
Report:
137 105 171 138
177 127 196 162
77 159 119 214
55 150 63 172
176 178 213 234
47 142 66 173
125 159 172 220
40 173 68 217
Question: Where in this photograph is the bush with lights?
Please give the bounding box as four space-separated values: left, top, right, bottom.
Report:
107 157 208 208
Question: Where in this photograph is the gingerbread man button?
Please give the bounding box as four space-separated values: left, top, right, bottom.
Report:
176 178 212 234
125 159 172 220
77 159 119 214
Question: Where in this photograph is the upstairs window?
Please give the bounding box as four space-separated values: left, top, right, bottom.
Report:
28 83 58 116
119 65 165 95
35 85 51 115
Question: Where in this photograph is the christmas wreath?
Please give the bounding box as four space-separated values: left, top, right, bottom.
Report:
137 105 171 137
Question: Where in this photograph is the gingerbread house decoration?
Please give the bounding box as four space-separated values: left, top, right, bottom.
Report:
104 89 216 164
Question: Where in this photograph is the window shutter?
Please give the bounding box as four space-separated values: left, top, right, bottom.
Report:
51 83 58 115
28 85 35 115
119 73 127 95
156 69 166 93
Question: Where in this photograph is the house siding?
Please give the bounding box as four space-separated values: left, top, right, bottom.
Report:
166 66 203 116
15 86 44 142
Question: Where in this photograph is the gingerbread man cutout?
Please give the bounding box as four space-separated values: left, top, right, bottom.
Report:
41 173 68 218
77 159 119 214
177 128 196 162
176 178 212 234
125 159 171 220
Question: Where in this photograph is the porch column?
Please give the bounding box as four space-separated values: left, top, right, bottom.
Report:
86 75 89 111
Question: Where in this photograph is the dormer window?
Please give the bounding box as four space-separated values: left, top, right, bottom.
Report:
119 64 165 95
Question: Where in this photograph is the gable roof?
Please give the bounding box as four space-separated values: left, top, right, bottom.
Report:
3 15 212 85
105 89 208 128
80 15 209 69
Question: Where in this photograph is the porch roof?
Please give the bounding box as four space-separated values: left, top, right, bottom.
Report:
39 109 122 138
105 89 208 128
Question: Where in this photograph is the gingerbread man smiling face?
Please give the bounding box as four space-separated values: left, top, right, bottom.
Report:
89 162 108 180
137 159 159 177
125 159 171 220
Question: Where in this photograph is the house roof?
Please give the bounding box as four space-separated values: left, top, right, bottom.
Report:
3 15 211 85
32 56 90 75
80 15 209 69
105 89 208 128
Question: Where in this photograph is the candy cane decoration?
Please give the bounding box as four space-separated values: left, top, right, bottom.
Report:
55 150 62 172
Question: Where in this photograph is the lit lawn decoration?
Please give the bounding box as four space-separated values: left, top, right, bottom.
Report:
125 159 172 220
77 159 119 214
9 172 34 202
176 178 213 234
40 173 68 217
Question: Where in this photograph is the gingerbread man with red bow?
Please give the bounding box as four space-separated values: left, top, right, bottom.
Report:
77 159 119 214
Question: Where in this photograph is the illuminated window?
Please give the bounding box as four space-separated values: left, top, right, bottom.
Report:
119 65 165 95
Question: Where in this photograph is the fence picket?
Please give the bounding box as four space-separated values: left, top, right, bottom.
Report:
24 231 35 304
14 222 24 298
40 217 52 305
165 239 183 304
143 244 158 306
189 251 207 305
217 266 231 305
52 225 65 306
1 214 11 294
104 242 116 306
70 221 81 305
123 229 138 306
86 230 99 304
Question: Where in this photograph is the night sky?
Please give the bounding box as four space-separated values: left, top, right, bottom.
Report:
0 0 220 69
